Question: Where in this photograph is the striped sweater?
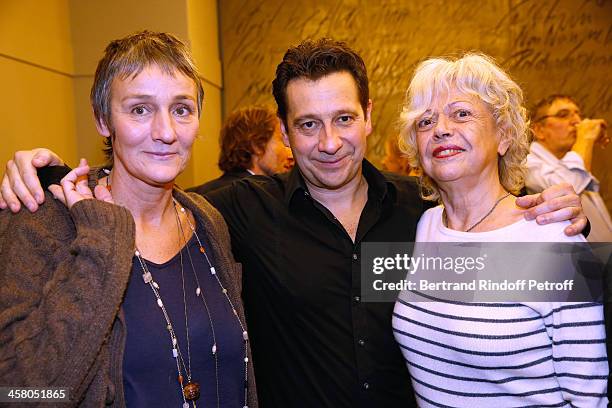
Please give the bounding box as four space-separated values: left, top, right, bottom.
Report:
392 206 608 407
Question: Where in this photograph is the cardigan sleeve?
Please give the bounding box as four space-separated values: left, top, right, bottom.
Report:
0 196 135 404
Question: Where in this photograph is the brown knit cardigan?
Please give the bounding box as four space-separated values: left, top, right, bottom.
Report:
0 189 257 407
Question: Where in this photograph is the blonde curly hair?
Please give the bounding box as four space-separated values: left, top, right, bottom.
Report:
398 53 529 201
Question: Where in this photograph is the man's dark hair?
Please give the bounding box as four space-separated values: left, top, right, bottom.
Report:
531 94 578 123
272 38 369 125
218 106 278 172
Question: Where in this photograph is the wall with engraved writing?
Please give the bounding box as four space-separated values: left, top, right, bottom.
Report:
220 0 612 208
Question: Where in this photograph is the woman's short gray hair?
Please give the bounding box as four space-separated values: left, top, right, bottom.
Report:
398 53 529 201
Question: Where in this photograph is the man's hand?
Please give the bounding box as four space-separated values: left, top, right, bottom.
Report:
47 159 113 209
0 148 64 213
516 183 586 236
572 119 607 172
576 119 608 147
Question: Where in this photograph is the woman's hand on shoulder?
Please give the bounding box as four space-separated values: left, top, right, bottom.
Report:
48 159 113 208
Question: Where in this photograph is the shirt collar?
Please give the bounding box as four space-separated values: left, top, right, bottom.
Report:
283 159 390 206
283 165 308 205
530 141 559 162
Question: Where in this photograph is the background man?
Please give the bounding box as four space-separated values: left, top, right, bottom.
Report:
527 94 611 241
381 135 416 176
189 105 293 194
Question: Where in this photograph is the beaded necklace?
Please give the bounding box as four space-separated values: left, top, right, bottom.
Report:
134 198 249 408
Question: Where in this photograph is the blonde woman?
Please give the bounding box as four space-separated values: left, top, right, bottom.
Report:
392 54 607 407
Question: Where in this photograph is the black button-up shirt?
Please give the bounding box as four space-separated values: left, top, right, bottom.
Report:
206 160 427 408
187 170 252 195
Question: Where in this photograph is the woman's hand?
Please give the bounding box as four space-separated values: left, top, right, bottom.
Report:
48 159 113 208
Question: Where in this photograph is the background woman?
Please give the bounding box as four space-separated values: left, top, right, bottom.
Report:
392 54 607 407
0 31 256 407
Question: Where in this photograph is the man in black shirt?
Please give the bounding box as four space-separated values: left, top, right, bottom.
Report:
0 39 587 407
203 39 426 406
206 162 424 407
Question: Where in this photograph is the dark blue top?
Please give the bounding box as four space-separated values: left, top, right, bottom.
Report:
122 230 244 407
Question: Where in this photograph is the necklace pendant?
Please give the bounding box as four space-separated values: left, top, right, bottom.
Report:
183 381 200 401
142 271 152 283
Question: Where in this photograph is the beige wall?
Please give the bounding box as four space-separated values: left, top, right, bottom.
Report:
0 0 77 170
219 0 612 210
185 0 223 187
0 0 222 188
